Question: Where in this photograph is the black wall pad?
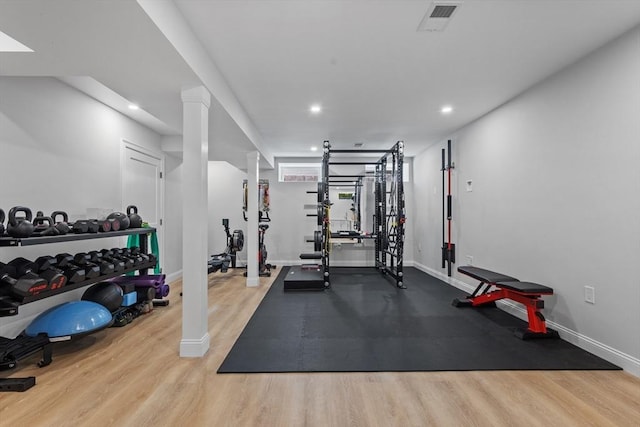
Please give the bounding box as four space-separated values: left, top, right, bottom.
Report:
218 267 620 373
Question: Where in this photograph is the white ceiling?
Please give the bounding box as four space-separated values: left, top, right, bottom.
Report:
1 0 640 166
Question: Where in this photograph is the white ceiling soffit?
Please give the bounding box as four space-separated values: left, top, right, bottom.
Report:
417 1 463 32
58 76 178 135
137 0 275 169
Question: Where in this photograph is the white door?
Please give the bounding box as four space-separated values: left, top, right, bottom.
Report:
122 140 164 272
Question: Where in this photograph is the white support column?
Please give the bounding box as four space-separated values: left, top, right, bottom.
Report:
246 151 260 287
180 86 211 357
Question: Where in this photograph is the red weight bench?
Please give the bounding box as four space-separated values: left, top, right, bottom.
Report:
453 266 559 340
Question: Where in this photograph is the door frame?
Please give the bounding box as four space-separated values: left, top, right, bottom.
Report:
120 139 165 273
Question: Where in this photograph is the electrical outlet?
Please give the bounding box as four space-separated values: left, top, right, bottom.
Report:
466 255 473 265
418 243 422 252
466 180 473 192
584 286 595 304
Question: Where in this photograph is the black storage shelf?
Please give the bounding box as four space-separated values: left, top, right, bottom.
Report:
0 227 157 317
0 227 156 247
0 260 157 317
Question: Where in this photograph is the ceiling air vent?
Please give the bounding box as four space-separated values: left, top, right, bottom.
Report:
417 1 462 32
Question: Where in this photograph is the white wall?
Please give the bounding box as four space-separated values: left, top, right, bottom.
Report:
0 77 170 337
412 25 640 373
164 153 183 278
207 161 247 263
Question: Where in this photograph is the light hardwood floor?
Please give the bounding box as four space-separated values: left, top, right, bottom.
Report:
1 268 639 427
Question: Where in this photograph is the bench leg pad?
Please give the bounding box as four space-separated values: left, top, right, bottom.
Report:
514 328 560 340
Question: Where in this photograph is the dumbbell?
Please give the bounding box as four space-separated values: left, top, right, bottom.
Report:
128 247 151 265
55 254 87 284
69 253 101 279
124 248 149 267
33 256 68 290
75 252 113 276
9 257 66 291
120 248 144 266
70 218 99 233
90 250 125 272
71 220 90 234
101 249 134 270
86 251 117 274
116 248 141 267
0 262 49 298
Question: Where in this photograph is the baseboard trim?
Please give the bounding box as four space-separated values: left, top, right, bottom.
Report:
166 269 183 284
271 260 416 268
179 333 210 358
413 262 640 377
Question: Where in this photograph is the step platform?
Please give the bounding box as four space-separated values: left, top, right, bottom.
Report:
284 266 325 292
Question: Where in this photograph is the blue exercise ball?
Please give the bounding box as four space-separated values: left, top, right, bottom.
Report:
25 301 113 338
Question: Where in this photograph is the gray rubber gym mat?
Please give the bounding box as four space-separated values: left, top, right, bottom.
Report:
217 267 621 373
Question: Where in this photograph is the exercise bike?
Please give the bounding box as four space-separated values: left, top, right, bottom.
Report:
243 211 275 277
208 219 244 274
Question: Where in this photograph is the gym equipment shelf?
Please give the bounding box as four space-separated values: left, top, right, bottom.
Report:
0 227 155 247
0 260 157 316
0 227 157 317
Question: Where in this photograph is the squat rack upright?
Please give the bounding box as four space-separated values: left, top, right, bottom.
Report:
318 140 406 288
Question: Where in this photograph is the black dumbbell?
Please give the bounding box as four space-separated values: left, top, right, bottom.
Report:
91 250 125 272
55 254 87 284
122 248 146 267
102 249 134 270
69 253 100 279
71 220 90 233
0 262 49 298
10 257 66 291
33 256 68 290
74 252 110 276
128 247 151 265
120 248 144 266
86 220 100 233
86 251 116 275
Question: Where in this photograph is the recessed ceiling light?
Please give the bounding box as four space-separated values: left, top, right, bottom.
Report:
310 146 318 152
310 104 322 114
128 104 140 110
441 105 453 114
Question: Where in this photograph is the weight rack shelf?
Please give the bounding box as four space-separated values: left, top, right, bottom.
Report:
0 227 156 247
0 259 157 317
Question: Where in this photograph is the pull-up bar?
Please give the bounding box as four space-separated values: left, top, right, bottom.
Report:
329 161 380 165
329 149 393 154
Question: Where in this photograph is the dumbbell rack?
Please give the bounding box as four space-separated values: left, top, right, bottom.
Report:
0 227 156 317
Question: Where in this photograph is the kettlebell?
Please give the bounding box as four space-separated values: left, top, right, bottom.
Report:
7 206 35 238
126 205 143 228
33 216 60 237
0 208 5 236
106 212 130 230
51 211 71 235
